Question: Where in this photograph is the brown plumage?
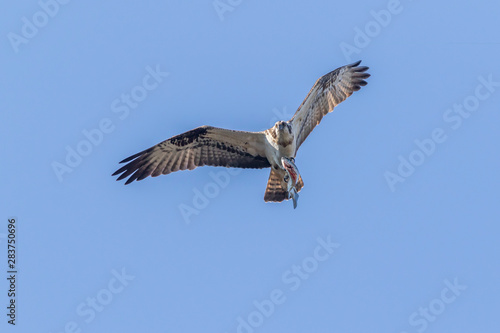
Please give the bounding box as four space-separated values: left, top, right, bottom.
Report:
113 61 370 204
112 126 270 185
290 60 370 152
264 168 304 202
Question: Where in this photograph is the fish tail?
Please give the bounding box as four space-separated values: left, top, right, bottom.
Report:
292 190 299 209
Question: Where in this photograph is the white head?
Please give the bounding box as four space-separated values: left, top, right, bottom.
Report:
273 121 294 146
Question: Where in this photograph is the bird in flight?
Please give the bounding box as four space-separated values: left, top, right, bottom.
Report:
113 61 370 204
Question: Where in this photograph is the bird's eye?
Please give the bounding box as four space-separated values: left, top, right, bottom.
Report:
290 157 295 162
283 175 289 182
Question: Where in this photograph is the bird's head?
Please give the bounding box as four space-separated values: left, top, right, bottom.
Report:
273 121 294 146
275 121 291 133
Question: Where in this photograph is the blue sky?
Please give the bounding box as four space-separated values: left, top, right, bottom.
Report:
2 0 500 332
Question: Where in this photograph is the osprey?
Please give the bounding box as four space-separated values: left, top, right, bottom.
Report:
113 61 370 203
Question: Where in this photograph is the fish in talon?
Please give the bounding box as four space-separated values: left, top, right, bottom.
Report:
281 157 301 209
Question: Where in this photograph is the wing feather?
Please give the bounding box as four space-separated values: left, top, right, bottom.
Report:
163 153 178 175
113 126 271 184
173 149 185 172
186 151 196 170
290 60 370 152
151 157 167 177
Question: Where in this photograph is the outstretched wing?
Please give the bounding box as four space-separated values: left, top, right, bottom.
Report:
290 60 370 152
113 126 271 184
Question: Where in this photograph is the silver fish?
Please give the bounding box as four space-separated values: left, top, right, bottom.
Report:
281 157 300 209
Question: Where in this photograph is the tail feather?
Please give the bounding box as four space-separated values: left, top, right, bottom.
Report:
264 168 304 202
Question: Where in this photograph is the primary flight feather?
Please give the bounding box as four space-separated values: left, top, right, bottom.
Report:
113 61 370 205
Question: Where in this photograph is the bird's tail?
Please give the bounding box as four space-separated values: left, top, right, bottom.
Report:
264 169 304 203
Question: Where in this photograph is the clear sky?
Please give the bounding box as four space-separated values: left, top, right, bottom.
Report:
2 0 500 332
